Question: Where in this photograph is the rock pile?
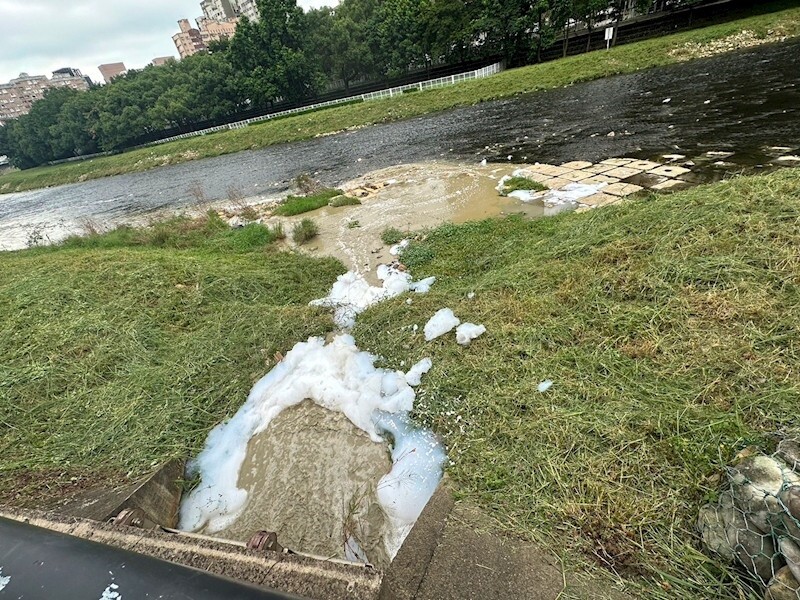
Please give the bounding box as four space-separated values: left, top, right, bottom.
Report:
699 440 800 599
670 29 790 61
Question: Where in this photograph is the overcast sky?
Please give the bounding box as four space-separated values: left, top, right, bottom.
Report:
0 0 336 85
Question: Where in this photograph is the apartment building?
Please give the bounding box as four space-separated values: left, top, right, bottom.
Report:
173 19 207 58
233 0 260 21
0 70 89 124
196 17 239 46
201 0 236 21
98 62 127 84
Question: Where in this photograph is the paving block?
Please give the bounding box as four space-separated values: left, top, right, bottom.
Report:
561 170 588 182
535 164 570 177
603 183 644 197
600 158 635 166
604 166 642 179
581 193 618 207
580 163 616 174
651 179 687 191
627 160 661 171
578 174 619 185
561 160 593 170
649 165 691 177
540 177 570 190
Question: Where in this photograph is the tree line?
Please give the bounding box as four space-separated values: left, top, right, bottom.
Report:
0 0 695 169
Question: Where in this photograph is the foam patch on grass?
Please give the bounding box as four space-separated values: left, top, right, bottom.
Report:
311 265 434 329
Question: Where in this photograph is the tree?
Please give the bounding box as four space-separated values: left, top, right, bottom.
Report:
228 0 320 106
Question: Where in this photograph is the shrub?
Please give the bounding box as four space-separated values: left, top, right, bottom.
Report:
274 188 343 216
271 222 286 240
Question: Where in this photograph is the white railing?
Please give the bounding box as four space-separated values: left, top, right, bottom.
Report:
153 62 503 146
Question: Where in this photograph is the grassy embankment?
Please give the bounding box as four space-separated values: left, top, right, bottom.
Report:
1 169 798 597
2 1 800 194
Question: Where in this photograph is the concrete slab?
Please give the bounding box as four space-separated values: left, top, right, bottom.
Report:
541 177 570 190
52 459 184 527
652 179 689 191
581 193 619 207
603 183 644 197
581 164 616 175
626 160 661 171
561 161 593 170
649 165 690 177
600 158 635 167
604 167 642 179
578 175 619 185
561 170 589 182
534 164 570 177
381 487 564 600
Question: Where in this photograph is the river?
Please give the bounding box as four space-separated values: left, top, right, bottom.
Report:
1 38 798 250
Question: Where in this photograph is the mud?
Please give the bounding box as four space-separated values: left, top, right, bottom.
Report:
215 401 394 568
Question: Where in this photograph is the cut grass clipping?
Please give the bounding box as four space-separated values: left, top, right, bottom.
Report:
273 188 343 216
291 218 319 244
2 169 800 599
3 0 798 194
353 169 800 599
499 176 548 196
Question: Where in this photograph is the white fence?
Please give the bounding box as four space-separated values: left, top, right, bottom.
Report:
153 62 503 146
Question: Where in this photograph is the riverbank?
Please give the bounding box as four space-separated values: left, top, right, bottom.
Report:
2 168 798 597
2 2 799 195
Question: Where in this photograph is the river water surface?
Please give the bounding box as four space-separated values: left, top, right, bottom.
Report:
1 39 798 250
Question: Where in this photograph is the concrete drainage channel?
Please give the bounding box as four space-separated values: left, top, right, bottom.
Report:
0 459 495 600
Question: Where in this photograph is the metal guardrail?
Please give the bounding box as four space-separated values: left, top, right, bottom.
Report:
153 62 503 146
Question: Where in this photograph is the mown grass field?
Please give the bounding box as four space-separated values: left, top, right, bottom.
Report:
1 169 799 598
353 169 800 598
2 1 799 194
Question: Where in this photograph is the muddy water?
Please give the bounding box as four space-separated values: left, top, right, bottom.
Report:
216 401 393 567
2 38 799 250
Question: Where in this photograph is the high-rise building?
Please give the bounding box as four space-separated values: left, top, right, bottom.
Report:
201 0 236 21
98 62 127 84
196 17 239 46
232 0 259 21
151 56 176 67
173 19 207 58
0 70 90 125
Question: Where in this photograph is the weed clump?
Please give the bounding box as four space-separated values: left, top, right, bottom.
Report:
274 189 343 216
292 218 319 244
329 195 361 208
381 227 404 245
499 176 548 196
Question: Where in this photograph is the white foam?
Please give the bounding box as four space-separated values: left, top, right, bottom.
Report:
455 323 486 346
0 567 10 591
538 380 554 393
406 358 432 386
179 335 445 559
424 309 460 341
310 266 433 329
390 239 410 255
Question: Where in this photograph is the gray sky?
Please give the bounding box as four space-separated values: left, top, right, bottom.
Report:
0 0 336 85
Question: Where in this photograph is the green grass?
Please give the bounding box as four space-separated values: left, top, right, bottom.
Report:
500 175 549 196
381 227 405 245
352 169 800 598
291 218 320 244
273 188 343 216
2 169 800 598
0 213 344 505
2 1 799 194
329 195 362 208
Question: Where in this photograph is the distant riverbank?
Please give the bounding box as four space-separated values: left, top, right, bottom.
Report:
1 1 799 195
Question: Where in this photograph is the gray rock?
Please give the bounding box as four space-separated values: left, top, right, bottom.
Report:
777 440 800 473
779 537 800 586
698 491 736 562
765 566 800 600
729 455 800 532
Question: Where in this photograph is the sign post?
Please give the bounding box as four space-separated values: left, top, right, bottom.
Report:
605 26 614 50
